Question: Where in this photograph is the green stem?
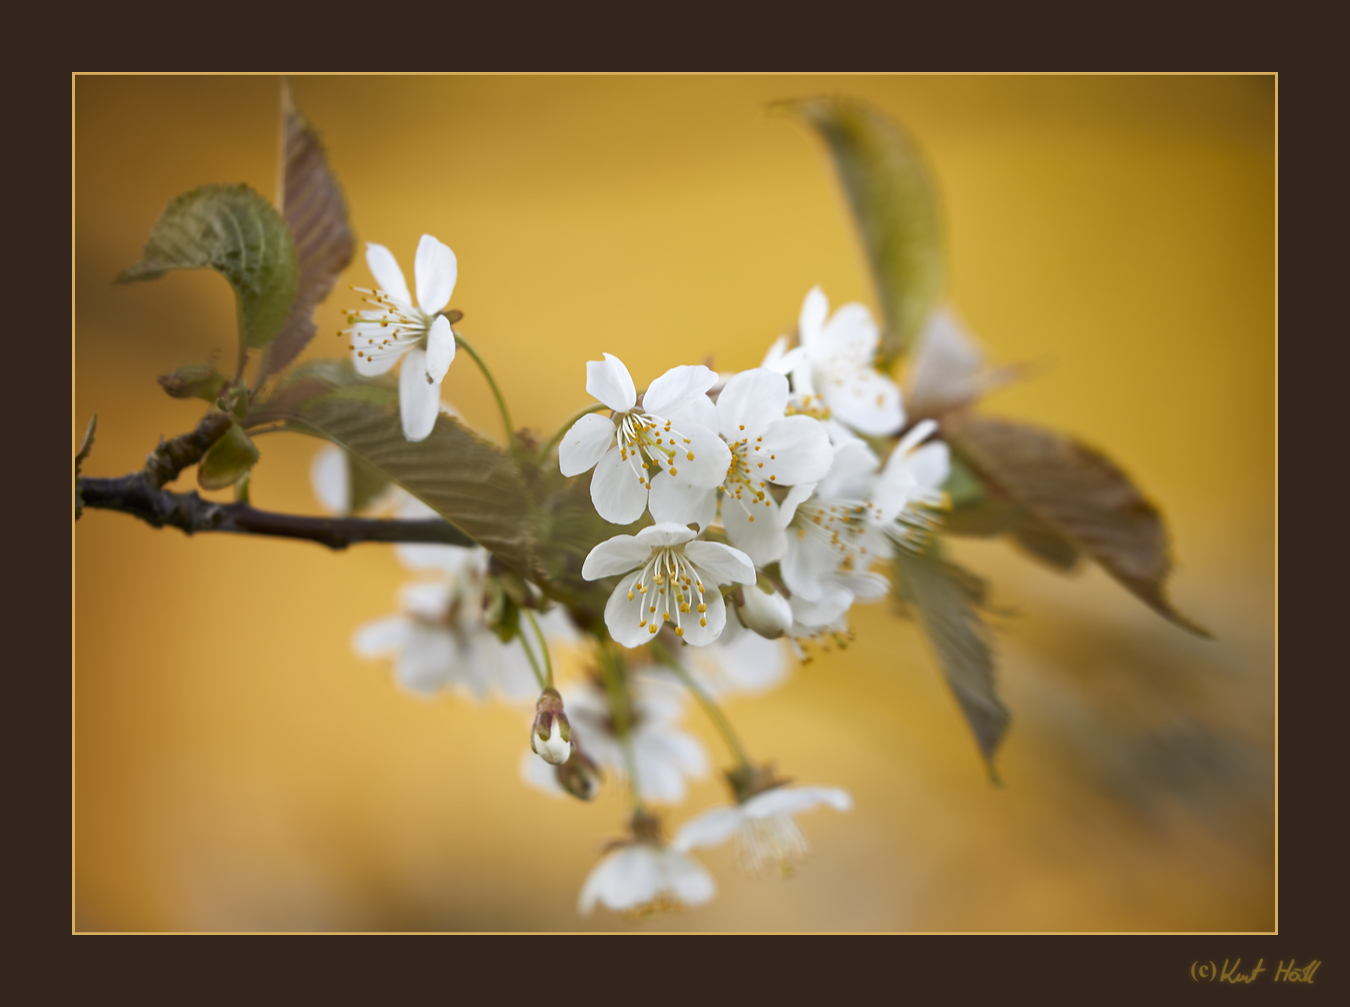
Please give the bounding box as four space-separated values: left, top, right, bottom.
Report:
523 609 553 689
538 403 608 462
452 331 514 444
597 646 645 812
653 641 754 772
519 624 548 691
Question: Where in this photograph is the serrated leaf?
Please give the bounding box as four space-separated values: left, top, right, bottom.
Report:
781 96 943 363
347 452 392 514
258 81 355 383
198 421 260 490
951 415 1208 636
248 382 538 575
895 547 1009 773
116 184 298 351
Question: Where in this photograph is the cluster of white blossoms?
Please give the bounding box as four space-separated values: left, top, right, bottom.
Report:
539 287 959 916
330 269 968 918
564 286 952 660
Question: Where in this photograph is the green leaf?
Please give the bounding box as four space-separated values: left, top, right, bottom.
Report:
258 81 356 384
157 361 228 402
894 546 1009 774
951 415 1209 636
116 183 298 351
246 381 539 576
779 96 944 363
198 421 260 490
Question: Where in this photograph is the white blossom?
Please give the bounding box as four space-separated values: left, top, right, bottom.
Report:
674 784 852 878
352 546 574 703
763 286 904 437
648 367 833 566
577 843 716 916
558 355 731 525
345 235 458 442
583 523 756 647
679 609 791 698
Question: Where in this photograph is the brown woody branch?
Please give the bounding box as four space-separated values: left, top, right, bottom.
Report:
77 473 476 550
75 411 475 551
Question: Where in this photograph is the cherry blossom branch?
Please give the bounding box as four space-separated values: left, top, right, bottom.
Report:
77 474 478 550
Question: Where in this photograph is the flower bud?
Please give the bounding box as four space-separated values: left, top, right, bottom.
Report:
556 745 601 801
531 687 573 765
733 582 794 640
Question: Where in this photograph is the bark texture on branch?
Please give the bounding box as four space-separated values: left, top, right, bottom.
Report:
78 474 477 551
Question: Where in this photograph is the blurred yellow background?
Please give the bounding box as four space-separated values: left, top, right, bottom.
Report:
74 75 1275 932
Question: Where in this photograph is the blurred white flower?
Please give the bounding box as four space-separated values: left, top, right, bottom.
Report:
345 235 458 442
558 354 731 525
904 306 1017 417
679 608 791 698
583 523 755 647
764 286 905 437
674 784 852 878
578 842 716 917
309 444 403 517
648 367 832 566
520 675 708 804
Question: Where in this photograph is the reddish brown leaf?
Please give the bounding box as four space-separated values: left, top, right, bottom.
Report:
257 81 355 384
950 415 1208 636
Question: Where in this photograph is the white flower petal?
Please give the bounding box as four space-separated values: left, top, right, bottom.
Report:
778 482 816 527
743 785 853 819
394 625 455 696
761 336 805 376
586 353 637 412
662 849 717 907
663 391 718 434
365 242 412 306
413 234 457 314
759 415 834 485
822 369 904 437
716 368 788 439
907 441 950 491
582 533 653 579
604 577 657 648
590 444 650 524
424 314 455 382
673 805 744 851
578 847 654 915
635 523 700 548
697 623 789 696
798 285 829 350
311 445 349 515
780 537 833 602
399 580 452 621
642 364 718 417
819 301 881 364
352 615 412 657
894 417 940 458
788 582 855 626
680 586 726 646
398 347 442 442
558 413 616 477
670 421 732 488
684 541 756 586
648 476 718 530
721 494 786 565
635 748 690 804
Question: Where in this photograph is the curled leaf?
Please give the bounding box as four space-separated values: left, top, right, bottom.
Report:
949 415 1208 636
116 184 298 352
258 81 356 383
